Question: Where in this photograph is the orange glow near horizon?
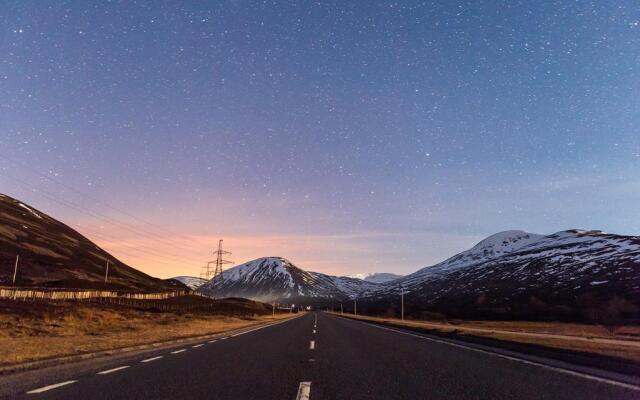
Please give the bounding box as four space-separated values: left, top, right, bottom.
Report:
81 224 482 280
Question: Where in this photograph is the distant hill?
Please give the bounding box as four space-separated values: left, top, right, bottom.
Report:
346 272 403 284
170 276 208 290
0 193 175 291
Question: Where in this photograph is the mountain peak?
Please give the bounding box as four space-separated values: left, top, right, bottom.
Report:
470 230 544 256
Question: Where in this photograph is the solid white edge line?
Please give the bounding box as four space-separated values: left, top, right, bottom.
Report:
141 356 163 363
352 317 640 392
97 365 130 375
296 381 311 400
27 380 78 394
192 344 204 348
309 340 315 350
171 349 187 354
228 312 304 338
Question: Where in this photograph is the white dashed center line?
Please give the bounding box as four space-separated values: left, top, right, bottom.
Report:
171 349 187 354
27 380 78 394
97 366 130 375
141 356 163 363
192 344 204 348
309 340 315 350
296 381 311 400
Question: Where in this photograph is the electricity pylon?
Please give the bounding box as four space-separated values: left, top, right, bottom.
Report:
201 239 233 281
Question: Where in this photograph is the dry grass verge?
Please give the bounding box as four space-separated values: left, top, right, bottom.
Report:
331 312 640 363
0 300 296 366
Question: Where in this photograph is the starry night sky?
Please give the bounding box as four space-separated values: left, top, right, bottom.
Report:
1 1 639 278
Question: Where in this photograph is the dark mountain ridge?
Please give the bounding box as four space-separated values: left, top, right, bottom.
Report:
0 193 174 291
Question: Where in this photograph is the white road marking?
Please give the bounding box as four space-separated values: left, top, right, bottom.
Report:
23 315 306 396
313 329 316 334
141 356 163 363
209 340 218 343
296 381 311 400
97 366 130 375
27 380 78 394
192 344 204 348
309 340 315 350
357 319 640 392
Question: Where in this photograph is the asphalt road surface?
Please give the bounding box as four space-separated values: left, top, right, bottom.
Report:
2 312 639 400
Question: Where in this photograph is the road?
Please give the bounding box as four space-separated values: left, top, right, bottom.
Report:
2 312 639 400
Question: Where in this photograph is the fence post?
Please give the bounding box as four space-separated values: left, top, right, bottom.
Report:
12 255 19 285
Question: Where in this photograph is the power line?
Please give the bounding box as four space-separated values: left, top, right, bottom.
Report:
0 154 208 251
0 213 198 271
1 176 204 274
2 173 204 257
80 228 202 271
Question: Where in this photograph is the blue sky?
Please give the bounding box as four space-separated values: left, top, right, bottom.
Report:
1 1 639 277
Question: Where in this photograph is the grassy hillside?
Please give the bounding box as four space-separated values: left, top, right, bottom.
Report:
0 193 173 291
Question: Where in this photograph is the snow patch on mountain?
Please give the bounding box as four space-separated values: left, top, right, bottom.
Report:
171 276 207 290
18 202 43 219
346 272 403 284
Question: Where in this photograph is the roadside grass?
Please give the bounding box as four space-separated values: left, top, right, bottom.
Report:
330 312 640 363
0 300 295 366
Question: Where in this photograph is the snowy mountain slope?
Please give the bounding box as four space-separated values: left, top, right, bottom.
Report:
170 276 208 290
346 272 404 284
363 230 640 320
395 230 545 288
198 257 378 303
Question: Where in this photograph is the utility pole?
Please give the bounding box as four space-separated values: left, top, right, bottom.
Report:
272 303 275 317
104 260 110 283
401 287 405 321
340 303 343 314
12 255 19 285
354 299 357 316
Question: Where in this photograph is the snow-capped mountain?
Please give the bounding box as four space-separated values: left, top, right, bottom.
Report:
199 230 639 320
346 272 404 284
198 257 379 303
363 230 640 321
397 230 545 288
170 276 208 290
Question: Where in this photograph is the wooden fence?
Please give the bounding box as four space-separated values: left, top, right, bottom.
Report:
0 287 193 301
0 287 229 312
